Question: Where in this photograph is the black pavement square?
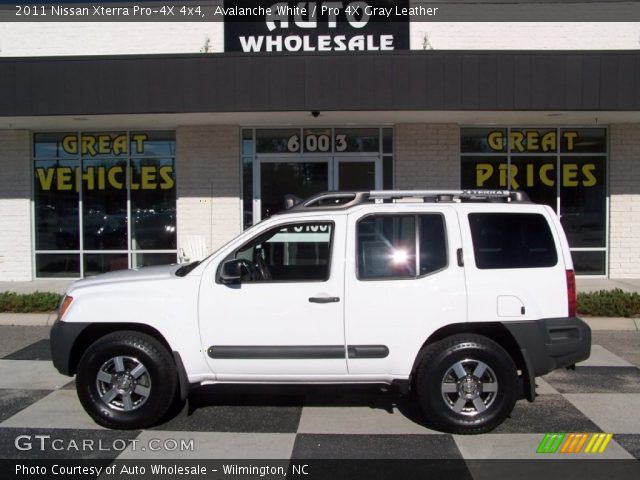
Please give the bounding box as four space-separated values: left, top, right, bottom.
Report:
0 427 141 459
542 367 640 394
615 434 640 460
151 384 304 433
292 434 463 459
491 394 601 434
3 339 51 361
0 389 52 423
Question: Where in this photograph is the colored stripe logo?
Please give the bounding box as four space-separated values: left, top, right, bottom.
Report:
537 433 613 454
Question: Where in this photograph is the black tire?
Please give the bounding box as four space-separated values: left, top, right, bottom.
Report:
76 331 178 429
415 334 518 434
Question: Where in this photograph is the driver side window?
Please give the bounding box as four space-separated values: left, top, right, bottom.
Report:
232 222 333 282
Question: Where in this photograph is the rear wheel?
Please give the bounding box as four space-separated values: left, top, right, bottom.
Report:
416 334 518 434
76 331 178 429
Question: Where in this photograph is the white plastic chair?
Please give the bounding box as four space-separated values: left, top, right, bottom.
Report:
178 235 209 263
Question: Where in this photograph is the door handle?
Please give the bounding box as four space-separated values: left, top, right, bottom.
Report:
308 297 340 304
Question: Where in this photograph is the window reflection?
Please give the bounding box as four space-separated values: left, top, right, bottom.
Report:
82 158 128 250
34 159 79 250
130 158 176 250
358 215 416 279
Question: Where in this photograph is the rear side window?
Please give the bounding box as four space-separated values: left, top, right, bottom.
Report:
357 214 447 279
468 213 557 269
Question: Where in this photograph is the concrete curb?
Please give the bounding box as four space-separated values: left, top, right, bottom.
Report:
0 313 638 330
582 317 640 331
0 313 57 327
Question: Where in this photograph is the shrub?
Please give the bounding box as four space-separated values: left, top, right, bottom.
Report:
0 291 63 313
577 289 640 318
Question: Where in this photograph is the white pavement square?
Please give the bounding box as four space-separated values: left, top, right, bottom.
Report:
1 389 104 430
0 360 72 390
578 345 634 367
565 393 640 434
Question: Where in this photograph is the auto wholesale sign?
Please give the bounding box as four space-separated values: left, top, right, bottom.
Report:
223 0 410 53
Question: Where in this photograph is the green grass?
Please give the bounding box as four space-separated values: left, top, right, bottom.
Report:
0 291 63 313
577 289 640 318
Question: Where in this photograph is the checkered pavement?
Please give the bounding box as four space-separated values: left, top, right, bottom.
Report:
0 329 639 464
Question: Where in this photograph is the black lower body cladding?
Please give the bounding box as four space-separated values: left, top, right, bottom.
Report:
50 320 92 376
503 317 591 377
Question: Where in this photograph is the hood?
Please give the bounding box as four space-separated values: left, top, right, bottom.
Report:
69 264 182 291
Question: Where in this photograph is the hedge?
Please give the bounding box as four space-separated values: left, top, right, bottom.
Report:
577 289 640 318
0 291 63 313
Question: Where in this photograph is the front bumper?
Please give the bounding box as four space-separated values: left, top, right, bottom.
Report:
50 320 91 376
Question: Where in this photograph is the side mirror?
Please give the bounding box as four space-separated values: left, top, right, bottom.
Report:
219 259 244 284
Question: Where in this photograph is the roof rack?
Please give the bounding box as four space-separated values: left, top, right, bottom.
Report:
369 189 530 203
282 189 530 213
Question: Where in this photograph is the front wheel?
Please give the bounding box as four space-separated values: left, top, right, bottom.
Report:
416 334 518 434
76 331 178 429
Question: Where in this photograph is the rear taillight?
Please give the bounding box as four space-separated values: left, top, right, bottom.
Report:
566 270 576 317
58 296 73 320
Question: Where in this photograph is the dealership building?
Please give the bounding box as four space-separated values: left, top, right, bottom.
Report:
0 5 639 281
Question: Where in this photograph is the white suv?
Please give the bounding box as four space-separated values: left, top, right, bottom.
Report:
51 190 591 434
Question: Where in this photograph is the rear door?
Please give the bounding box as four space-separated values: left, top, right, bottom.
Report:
343 206 468 376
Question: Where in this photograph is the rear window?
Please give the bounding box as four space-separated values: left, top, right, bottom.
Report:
468 213 557 269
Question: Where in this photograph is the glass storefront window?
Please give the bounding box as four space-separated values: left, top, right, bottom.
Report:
84 253 129 277
460 127 608 276
33 132 177 278
560 156 606 248
334 128 379 152
256 129 300 153
33 132 78 159
303 128 332 153
130 157 176 250
82 158 128 250
461 156 507 191
383 128 393 154
461 128 507 153
260 162 329 219
560 128 607 153
509 156 557 210
35 253 80 278
34 158 80 250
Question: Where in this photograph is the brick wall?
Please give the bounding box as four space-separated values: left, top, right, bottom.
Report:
176 126 241 256
609 124 640 279
410 22 640 50
0 22 224 56
0 130 32 281
1 21 637 56
395 124 459 189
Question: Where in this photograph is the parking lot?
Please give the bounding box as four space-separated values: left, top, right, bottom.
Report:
1 326 639 478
